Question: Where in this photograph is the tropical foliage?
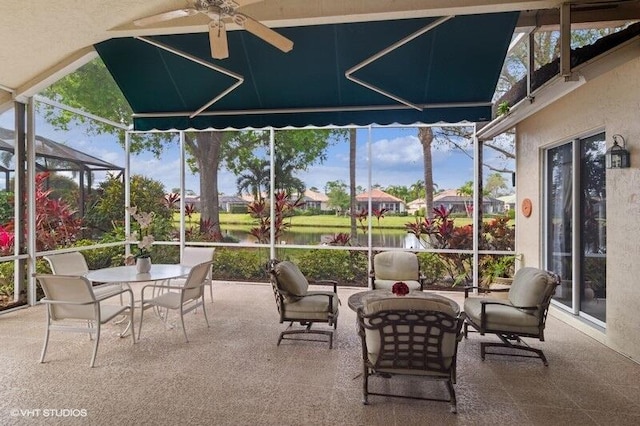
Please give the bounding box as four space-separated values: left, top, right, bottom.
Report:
406 205 514 286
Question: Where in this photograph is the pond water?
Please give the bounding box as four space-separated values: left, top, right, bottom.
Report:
221 227 423 248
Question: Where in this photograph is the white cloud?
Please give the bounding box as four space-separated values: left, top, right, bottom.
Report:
371 135 422 165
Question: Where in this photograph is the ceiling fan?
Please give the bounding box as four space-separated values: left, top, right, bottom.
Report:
133 0 294 59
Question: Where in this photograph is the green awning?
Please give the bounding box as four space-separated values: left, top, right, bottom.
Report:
95 13 518 131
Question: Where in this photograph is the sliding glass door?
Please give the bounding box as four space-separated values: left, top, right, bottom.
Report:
545 132 606 325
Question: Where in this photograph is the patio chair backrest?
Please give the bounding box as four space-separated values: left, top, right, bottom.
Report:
360 296 462 374
508 267 561 316
182 246 214 279
272 260 309 299
182 247 215 268
373 251 419 281
37 274 97 321
182 260 214 301
44 252 89 276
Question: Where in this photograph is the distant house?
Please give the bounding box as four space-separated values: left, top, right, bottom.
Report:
433 189 503 214
497 194 516 212
184 195 201 211
356 189 405 213
219 195 249 213
300 189 329 211
407 189 504 215
406 198 426 215
178 194 248 213
240 191 326 211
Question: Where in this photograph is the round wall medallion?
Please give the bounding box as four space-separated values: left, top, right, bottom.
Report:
521 198 532 217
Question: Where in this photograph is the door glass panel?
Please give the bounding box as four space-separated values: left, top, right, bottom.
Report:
547 143 573 309
580 134 606 322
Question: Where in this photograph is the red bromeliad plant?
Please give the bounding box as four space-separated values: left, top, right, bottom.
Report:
34 173 82 250
1 172 82 252
0 225 14 256
481 216 515 251
247 191 304 245
372 208 388 226
185 203 197 219
405 205 473 286
202 218 223 241
328 232 351 246
163 193 180 210
353 208 368 234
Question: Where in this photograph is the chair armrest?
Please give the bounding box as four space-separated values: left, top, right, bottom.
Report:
310 279 338 293
95 286 134 303
40 298 97 306
141 283 171 292
463 285 511 298
140 282 185 301
464 286 485 298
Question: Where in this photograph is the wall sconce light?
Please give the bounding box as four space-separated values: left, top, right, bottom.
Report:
605 134 630 169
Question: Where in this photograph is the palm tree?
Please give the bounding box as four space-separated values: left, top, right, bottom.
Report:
273 154 305 195
349 128 357 240
236 159 269 200
457 181 474 218
418 127 435 219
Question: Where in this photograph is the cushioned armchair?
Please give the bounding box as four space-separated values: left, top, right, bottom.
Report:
269 260 339 348
357 296 464 412
370 251 424 291
463 267 561 365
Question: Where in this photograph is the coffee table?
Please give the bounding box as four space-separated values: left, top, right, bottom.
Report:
347 289 460 315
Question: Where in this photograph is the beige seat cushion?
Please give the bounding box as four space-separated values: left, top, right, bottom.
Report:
508 267 555 309
274 261 309 297
283 291 339 320
464 297 540 335
373 252 419 281
373 279 422 291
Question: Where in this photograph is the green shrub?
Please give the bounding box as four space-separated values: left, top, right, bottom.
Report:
0 191 14 224
417 252 446 285
229 205 248 214
296 250 368 285
73 239 127 269
211 247 268 281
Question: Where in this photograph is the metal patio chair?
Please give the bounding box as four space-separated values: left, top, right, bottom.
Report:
357 295 464 412
138 260 214 343
463 267 561 365
35 274 135 368
370 251 424 291
269 259 339 348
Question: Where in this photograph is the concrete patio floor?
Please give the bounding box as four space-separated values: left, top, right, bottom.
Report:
1 281 639 425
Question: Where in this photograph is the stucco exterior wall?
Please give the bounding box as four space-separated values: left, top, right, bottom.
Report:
516 56 640 362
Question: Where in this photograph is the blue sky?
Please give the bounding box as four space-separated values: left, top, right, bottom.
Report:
0 108 512 197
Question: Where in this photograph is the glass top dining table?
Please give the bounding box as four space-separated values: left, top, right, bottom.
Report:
85 264 192 284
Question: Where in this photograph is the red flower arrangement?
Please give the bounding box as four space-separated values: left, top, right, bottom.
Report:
392 281 410 296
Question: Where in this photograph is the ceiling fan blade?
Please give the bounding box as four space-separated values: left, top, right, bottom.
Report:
133 8 199 27
209 21 229 59
236 13 293 53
